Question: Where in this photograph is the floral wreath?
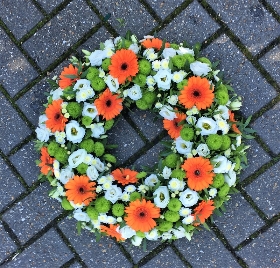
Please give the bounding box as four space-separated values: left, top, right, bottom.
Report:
35 32 253 247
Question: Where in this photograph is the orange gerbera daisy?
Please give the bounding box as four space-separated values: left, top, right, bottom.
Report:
141 38 170 50
94 88 123 120
100 224 124 242
65 175 96 205
178 76 214 110
125 199 160 232
109 49 138 84
192 200 215 226
182 157 215 191
232 124 241 134
45 99 68 132
58 64 79 89
111 168 138 186
163 112 186 139
228 110 237 122
38 147 54 175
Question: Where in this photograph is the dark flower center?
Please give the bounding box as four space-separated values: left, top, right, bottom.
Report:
106 100 112 107
79 187 85 193
121 63 128 70
54 113 61 120
193 90 200 97
139 212 146 217
194 170 200 176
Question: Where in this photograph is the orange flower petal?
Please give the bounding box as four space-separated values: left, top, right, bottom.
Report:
111 168 138 185
163 112 186 139
192 200 215 226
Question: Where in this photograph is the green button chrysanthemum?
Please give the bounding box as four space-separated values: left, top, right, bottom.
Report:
80 139 95 153
164 153 179 169
211 174 225 188
138 59 152 75
215 90 229 105
206 134 223 150
112 203 125 217
157 221 173 232
142 91 156 106
104 119 114 130
180 127 194 141
90 77 106 92
94 142 105 157
129 191 141 201
86 206 99 220
136 99 149 110
82 116 92 127
164 210 180 222
177 79 188 90
77 163 88 174
54 147 68 164
218 183 230 197
133 73 147 87
86 67 99 79
170 169 185 180
47 141 59 157
167 198 182 212
66 102 82 118
95 197 111 213
101 58 111 71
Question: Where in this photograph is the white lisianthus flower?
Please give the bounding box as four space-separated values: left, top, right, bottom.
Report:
182 215 194 225
196 117 218 135
83 154 94 165
50 87 63 100
172 71 184 83
159 105 177 120
89 50 106 66
58 166 73 184
82 103 98 119
216 105 229 120
65 120 85 143
73 209 91 222
35 127 50 142
127 84 142 100
224 165 237 187
144 174 158 187
90 123 105 138
186 115 197 125
119 225 136 239
104 75 119 93
162 166 172 179
190 61 211 76
73 79 91 91
179 207 192 217
153 69 172 90
216 118 229 134
146 75 156 86
152 60 161 71
175 137 193 155
179 188 199 207
177 47 194 55
104 39 114 49
124 185 136 193
91 157 105 172
167 95 178 105
145 229 159 240
212 155 232 173
128 43 140 54
131 235 143 246
229 99 242 110
162 47 176 59
168 178 181 192
104 47 114 58
114 36 122 45
104 185 122 204
153 186 170 208
38 114 48 128
196 144 210 157
209 188 217 198
236 135 242 147
68 149 87 168
86 165 99 181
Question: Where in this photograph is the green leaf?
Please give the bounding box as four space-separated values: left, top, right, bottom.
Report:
157 40 166 56
125 30 132 40
64 74 78 79
47 79 59 90
76 221 82 235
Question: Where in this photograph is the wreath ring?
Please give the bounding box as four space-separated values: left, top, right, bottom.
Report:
35 32 252 247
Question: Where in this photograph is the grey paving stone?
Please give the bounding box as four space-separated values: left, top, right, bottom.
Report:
3 228 73 268
122 240 162 264
252 103 280 155
245 161 280 219
129 108 163 141
237 222 280 267
2 183 63 244
58 217 131 268
266 0 280 15
213 193 265 248
203 34 278 117
240 139 272 181
259 44 280 86
0 0 43 39
23 0 99 70
16 78 50 127
68 261 83 268
0 157 25 211
145 0 186 19
9 141 40 186
107 116 145 164
92 0 157 37
0 28 38 97
142 246 185 268
207 0 280 55
174 229 240 267
158 0 220 45
0 92 32 154
0 223 17 263
77 27 113 55
36 0 64 13
132 137 170 170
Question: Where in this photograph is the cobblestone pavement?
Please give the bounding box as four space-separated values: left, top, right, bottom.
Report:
0 0 280 267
